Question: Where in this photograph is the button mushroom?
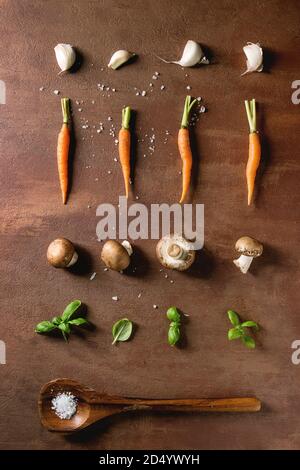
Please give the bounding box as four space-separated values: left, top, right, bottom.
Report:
47 238 78 268
101 240 132 271
233 236 263 274
156 234 195 271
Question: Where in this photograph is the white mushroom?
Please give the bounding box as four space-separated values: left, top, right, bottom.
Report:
233 236 263 274
47 238 78 268
156 234 195 271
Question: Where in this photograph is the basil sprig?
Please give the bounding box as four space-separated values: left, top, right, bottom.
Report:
167 307 181 346
35 300 88 341
227 310 259 349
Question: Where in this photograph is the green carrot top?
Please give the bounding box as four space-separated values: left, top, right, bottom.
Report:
122 106 131 129
181 95 197 128
61 97 71 125
245 99 257 133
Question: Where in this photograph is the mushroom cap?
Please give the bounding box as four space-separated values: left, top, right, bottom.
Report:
156 234 196 271
101 240 131 271
235 236 263 257
47 238 75 268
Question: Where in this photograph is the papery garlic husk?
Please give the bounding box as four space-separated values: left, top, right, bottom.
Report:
54 44 76 72
108 50 136 70
158 40 209 67
241 42 263 76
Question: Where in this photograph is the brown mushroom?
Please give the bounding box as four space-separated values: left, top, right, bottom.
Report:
101 240 132 271
156 234 195 271
47 238 78 268
233 236 263 273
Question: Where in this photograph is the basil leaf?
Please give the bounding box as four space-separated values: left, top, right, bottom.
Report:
58 322 71 334
35 321 56 334
241 321 259 330
52 316 62 325
69 318 88 326
228 327 243 340
227 310 240 326
168 325 180 346
167 307 180 323
112 318 133 345
242 336 256 349
61 300 81 322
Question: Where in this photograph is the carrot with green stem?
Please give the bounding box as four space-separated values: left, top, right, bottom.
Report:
245 99 261 206
118 106 131 198
179 95 197 203
57 98 71 204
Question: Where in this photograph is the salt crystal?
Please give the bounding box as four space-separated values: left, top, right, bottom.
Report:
160 85 165 90
112 296 119 301
51 392 77 420
90 272 97 281
53 90 60 95
141 90 146 96
153 304 158 309
186 85 191 90
39 86 45 91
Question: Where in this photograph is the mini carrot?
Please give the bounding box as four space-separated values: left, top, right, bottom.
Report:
57 98 71 204
118 106 131 198
245 99 261 206
179 95 197 203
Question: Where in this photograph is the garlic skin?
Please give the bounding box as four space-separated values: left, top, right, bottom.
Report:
158 40 209 67
108 50 136 70
54 44 76 73
242 42 263 76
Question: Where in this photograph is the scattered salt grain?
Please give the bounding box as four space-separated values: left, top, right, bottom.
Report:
160 85 165 90
90 272 97 281
112 296 119 301
141 90 147 97
149 83 153 87
138 293 142 298
39 86 45 92
103 267 108 272
186 85 191 91
153 304 158 309
53 90 60 95
51 392 77 420
136 92 140 96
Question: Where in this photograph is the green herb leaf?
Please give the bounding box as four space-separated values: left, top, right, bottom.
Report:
227 310 240 326
228 327 244 340
58 322 71 334
35 321 56 334
112 318 133 345
242 336 256 349
241 321 259 330
69 318 88 326
168 324 180 346
52 316 62 325
61 300 81 322
167 307 181 323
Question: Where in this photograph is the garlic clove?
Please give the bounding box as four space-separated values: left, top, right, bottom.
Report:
54 44 76 73
241 42 263 76
157 40 209 68
108 50 136 70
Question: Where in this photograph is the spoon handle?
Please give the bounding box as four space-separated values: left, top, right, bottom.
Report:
92 396 261 412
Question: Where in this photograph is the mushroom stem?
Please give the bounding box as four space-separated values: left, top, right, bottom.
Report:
66 251 78 267
233 255 253 274
167 243 186 260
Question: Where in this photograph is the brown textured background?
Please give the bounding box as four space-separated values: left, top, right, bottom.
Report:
0 0 300 450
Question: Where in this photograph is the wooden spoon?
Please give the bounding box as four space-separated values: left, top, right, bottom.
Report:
39 378 261 433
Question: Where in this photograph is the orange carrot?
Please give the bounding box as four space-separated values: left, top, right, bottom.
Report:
245 99 261 206
179 95 197 203
57 98 71 204
118 106 131 198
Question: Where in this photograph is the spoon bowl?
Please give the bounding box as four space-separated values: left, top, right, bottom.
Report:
39 378 261 433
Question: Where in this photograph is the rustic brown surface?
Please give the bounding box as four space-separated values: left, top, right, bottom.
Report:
0 0 300 450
